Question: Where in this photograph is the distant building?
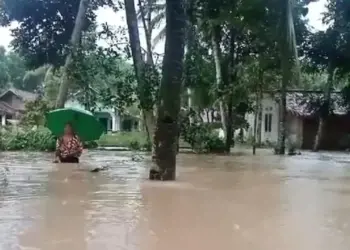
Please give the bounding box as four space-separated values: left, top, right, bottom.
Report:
246 91 349 150
0 87 38 126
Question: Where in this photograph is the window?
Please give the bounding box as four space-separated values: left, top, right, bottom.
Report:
264 113 272 132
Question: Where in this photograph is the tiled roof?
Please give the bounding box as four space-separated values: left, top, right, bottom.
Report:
1 88 38 101
285 91 347 117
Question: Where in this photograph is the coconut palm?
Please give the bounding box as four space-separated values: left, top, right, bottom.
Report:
275 0 300 154
136 0 166 48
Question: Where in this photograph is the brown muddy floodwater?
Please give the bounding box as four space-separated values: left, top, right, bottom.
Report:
0 150 350 250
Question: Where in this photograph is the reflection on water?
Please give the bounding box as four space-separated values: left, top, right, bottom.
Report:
0 150 350 249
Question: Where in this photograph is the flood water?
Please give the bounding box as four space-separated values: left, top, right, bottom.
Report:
1 150 350 249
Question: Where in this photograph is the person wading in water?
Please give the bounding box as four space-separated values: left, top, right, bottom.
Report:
54 123 83 163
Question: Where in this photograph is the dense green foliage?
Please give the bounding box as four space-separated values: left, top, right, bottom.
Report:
0 127 98 151
0 127 55 151
0 0 116 68
0 46 27 91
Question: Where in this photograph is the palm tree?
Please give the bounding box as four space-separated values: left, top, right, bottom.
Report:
56 0 91 108
276 0 300 155
137 0 166 48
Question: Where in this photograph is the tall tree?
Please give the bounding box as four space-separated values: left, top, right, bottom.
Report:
124 0 159 152
0 46 27 91
275 0 301 155
151 0 186 180
305 0 350 151
0 0 114 68
55 0 91 108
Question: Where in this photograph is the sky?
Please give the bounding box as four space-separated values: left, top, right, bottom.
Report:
0 0 328 54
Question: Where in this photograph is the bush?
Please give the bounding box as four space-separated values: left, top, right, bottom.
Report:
98 131 150 150
204 132 226 153
83 140 98 149
128 139 139 150
20 99 53 126
0 127 56 151
181 123 225 153
0 126 98 151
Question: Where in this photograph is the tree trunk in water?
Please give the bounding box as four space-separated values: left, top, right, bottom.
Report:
124 0 155 148
276 75 287 155
211 26 226 135
55 0 90 108
276 0 299 155
313 66 335 151
225 98 234 153
150 0 186 181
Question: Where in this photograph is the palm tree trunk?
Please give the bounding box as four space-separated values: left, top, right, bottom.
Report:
277 64 288 155
313 65 335 151
55 0 90 108
211 25 226 135
124 0 155 150
138 0 154 64
276 0 299 155
150 0 186 181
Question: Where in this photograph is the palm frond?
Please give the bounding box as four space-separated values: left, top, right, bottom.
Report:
283 0 300 84
285 0 298 59
136 1 166 22
152 27 166 48
150 11 165 30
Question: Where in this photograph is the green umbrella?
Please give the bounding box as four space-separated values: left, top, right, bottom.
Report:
45 107 105 141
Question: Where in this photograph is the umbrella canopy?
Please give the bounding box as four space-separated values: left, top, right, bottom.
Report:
45 107 105 141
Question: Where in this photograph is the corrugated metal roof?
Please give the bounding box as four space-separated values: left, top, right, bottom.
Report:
285 92 347 117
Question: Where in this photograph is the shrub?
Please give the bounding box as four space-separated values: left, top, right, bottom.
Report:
0 126 98 151
0 127 56 151
98 131 149 150
83 140 98 149
204 132 226 153
129 140 141 150
181 123 225 153
20 99 53 126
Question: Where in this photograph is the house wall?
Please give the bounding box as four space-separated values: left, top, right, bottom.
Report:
260 96 279 143
302 115 350 150
246 94 303 148
246 94 279 144
286 113 303 148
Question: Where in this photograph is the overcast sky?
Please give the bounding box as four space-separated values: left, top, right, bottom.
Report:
0 0 328 54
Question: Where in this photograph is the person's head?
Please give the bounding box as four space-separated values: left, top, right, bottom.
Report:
64 123 74 135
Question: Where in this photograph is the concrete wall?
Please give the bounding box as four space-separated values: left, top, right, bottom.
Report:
286 113 303 148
